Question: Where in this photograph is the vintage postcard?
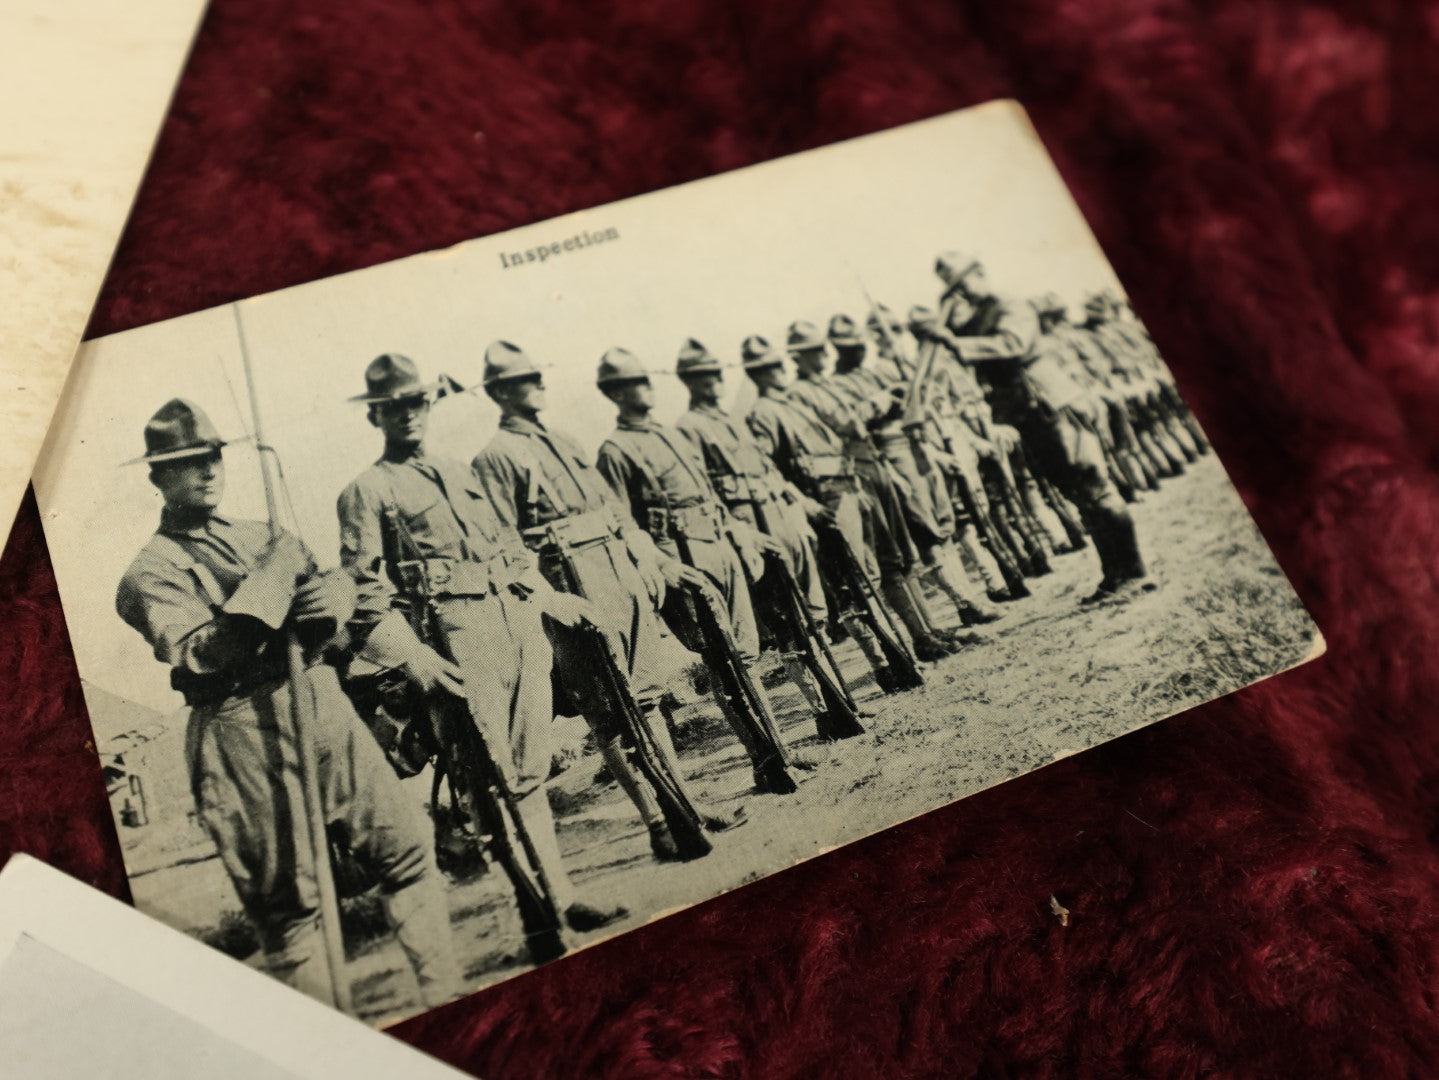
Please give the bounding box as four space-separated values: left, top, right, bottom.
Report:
33 99 1320 1026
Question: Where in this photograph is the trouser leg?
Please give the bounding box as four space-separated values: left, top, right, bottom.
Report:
598 733 663 829
264 917 332 1003
841 612 887 674
781 653 825 713
882 572 936 650
382 876 463 1008
955 522 1006 593
929 541 998 621
512 787 576 911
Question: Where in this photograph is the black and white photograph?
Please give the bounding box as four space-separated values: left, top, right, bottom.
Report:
33 100 1321 1026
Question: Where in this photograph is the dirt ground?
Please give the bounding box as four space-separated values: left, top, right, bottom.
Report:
126 456 1317 1025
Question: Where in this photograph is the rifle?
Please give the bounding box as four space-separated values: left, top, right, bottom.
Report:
668 540 798 796
379 507 567 963
947 462 1029 598
858 280 916 380
742 496 862 739
232 304 351 1012
813 516 924 692
746 544 864 741
543 525 713 861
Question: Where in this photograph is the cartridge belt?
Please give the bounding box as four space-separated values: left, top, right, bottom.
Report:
522 508 624 553
393 553 512 599
796 452 852 480
644 499 722 543
709 470 784 507
172 648 289 708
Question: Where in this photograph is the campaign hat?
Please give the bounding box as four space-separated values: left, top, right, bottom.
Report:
482 340 543 387
596 347 650 387
740 335 783 371
934 249 982 286
349 353 441 403
123 399 231 466
866 303 904 337
906 304 940 332
827 314 865 348
1031 292 1067 316
675 337 723 377
785 320 827 354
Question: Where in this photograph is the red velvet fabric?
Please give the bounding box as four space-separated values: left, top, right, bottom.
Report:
4 1 1438 1075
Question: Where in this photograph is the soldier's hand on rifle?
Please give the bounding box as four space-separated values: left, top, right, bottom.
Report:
257 532 310 578
404 644 466 698
544 591 604 630
291 569 356 625
803 497 836 528
660 555 709 592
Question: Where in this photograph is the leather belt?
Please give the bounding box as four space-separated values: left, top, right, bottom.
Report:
394 554 511 598
523 508 624 552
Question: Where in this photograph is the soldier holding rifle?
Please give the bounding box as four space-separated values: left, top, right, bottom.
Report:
116 399 460 1008
898 305 1026 603
783 319 962 661
336 355 626 964
742 335 925 693
593 347 821 792
1080 293 1189 481
923 253 1155 603
828 312 1000 629
472 342 741 864
672 339 866 740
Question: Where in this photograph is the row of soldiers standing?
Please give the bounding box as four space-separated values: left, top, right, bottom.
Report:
113 249 1206 1011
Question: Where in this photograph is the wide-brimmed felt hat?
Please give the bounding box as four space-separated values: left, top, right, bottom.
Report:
906 304 939 331
934 249 982 286
740 335 782 371
349 353 441 403
1031 292 1066 316
596 347 650 387
123 399 232 466
866 303 904 337
785 320 826 353
482 340 544 387
675 337 723 377
827 314 865 348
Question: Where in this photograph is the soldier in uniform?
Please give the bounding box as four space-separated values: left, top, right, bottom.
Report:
1030 293 1142 503
335 355 626 960
783 319 964 660
592 347 822 790
1081 293 1188 481
672 337 850 718
828 313 999 627
742 333 926 690
900 305 1019 602
1096 291 1206 461
116 399 460 1008
472 341 742 862
925 252 1155 603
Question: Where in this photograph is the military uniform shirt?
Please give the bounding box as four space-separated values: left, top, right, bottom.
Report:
788 374 884 466
596 416 723 521
337 451 538 640
472 415 631 534
746 387 849 486
116 510 297 676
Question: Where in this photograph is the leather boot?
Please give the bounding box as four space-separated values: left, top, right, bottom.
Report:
881 575 954 660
